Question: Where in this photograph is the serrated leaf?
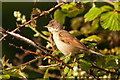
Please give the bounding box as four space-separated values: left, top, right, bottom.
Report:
54 9 66 24
84 7 104 22
64 66 69 75
114 2 120 11
100 11 120 31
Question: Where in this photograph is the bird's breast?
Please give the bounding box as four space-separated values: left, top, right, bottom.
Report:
52 32 80 55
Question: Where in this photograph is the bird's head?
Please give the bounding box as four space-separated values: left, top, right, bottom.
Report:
44 19 63 33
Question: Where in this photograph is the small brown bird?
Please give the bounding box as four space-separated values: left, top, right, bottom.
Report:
45 19 104 57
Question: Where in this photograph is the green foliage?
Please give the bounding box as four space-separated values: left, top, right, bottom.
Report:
114 2 120 11
0 56 26 79
100 11 120 31
54 2 84 24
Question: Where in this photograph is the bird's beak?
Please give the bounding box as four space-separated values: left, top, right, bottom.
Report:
44 26 48 28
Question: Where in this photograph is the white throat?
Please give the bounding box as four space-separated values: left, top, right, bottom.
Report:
48 27 59 32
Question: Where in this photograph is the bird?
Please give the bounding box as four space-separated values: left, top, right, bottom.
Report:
44 19 104 57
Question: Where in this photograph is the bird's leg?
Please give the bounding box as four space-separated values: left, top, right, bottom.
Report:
60 52 72 61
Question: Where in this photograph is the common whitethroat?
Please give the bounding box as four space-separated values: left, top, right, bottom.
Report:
45 19 104 57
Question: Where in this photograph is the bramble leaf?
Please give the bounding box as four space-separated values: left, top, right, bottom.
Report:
84 7 104 22
114 2 120 11
100 11 120 31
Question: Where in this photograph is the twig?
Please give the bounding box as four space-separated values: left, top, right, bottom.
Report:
92 64 118 75
39 64 59 68
102 0 114 6
9 43 45 57
0 2 64 41
2 29 73 70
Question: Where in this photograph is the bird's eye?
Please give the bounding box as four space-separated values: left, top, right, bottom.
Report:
51 23 54 26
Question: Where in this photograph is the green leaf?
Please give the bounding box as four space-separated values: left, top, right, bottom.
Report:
64 66 69 75
41 31 50 36
54 9 66 24
85 35 101 42
84 7 104 22
0 74 10 79
63 56 71 63
91 18 99 31
100 5 113 11
67 69 73 77
66 7 84 18
79 59 90 74
69 30 82 36
100 11 120 31
71 17 83 30
114 2 120 11
61 3 73 10
43 68 49 79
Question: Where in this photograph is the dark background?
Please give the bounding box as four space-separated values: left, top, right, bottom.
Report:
2 2 60 78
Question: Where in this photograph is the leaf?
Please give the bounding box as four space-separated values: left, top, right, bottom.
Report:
100 11 120 31
114 2 120 11
0 74 10 79
63 56 71 63
69 30 82 36
84 6 104 22
66 7 84 18
43 68 49 79
64 66 69 75
54 9 66 24
41 31 50 36
67 69 73 77
85 35 101 42
100 5 113 11
91 18 99 31
61 3 73 10
79 59 90 74
71 17 83 30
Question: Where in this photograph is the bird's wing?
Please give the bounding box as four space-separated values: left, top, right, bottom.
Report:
58 30 87 50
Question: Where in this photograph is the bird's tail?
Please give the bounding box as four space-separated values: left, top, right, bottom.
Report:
88 49 105 57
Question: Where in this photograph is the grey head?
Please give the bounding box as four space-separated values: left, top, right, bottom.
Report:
45 19 63 33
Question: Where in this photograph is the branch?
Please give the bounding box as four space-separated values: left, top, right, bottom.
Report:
0 2 64 41
102 0 115 6
2 29 73 70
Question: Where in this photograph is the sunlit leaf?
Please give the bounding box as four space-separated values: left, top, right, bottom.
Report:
54 9 66 24
63 56 71 63
85 35 101 42
100 11 120 31
0 74 10 79
114 2 120 11
41 31 50 36
67 69 73 77
69 30 82 36
64 66 69 75
43 68 49 79
84 6 104 22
